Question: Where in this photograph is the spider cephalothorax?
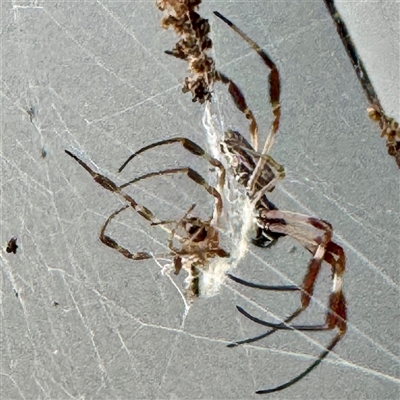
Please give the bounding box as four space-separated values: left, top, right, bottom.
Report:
220 129 285 246
220 129 284 207
165 207 229 298
180 218 229 259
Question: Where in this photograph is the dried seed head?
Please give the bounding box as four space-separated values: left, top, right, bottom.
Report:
157 0 217 103
368 104 400 167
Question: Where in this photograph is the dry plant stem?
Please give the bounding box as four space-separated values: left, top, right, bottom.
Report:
323 0 400 168
157 0 217 104
367 105 400 168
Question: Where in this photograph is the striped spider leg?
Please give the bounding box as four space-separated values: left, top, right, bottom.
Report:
214 12 347 394
213 11 281 159
65 137 229 299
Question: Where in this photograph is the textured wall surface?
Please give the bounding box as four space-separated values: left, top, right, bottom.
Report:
2 2 398 399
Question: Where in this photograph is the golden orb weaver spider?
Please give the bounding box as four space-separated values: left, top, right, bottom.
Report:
65 9 347 395
212 11 347 394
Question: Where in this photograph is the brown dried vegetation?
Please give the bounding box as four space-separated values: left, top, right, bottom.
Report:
156 0 218 103
368 104 400 168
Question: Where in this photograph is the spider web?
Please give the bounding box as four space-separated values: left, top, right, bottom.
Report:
2 1 399 399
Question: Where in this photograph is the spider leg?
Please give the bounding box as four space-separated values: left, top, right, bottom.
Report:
227 238 326 348
66 150 227 262
234 209 334 329
99 205 159 260
227 307 305 348
117 137 226 194
250 163 285 204
236 307 329 331
118 167 223 223
227 273 299 292
65 150 160 224
235 267 346 395
218 72 259 151
214 12 281 190
228 241 343 347
214 12 280 147
66 151 182 260
252 270 346 395
227 273 302 346
231 209 346 393
256 332 345 394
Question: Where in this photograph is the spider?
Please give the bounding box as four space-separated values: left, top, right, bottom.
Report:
213 12 347 394
65 9 347 394
65 137 230 300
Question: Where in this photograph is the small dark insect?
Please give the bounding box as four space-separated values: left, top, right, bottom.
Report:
41 148 47 159
6 237 18 254
65 138 229 299
14 290 19 298
26 107 35 123
214 12 347 394
53 302 59 307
